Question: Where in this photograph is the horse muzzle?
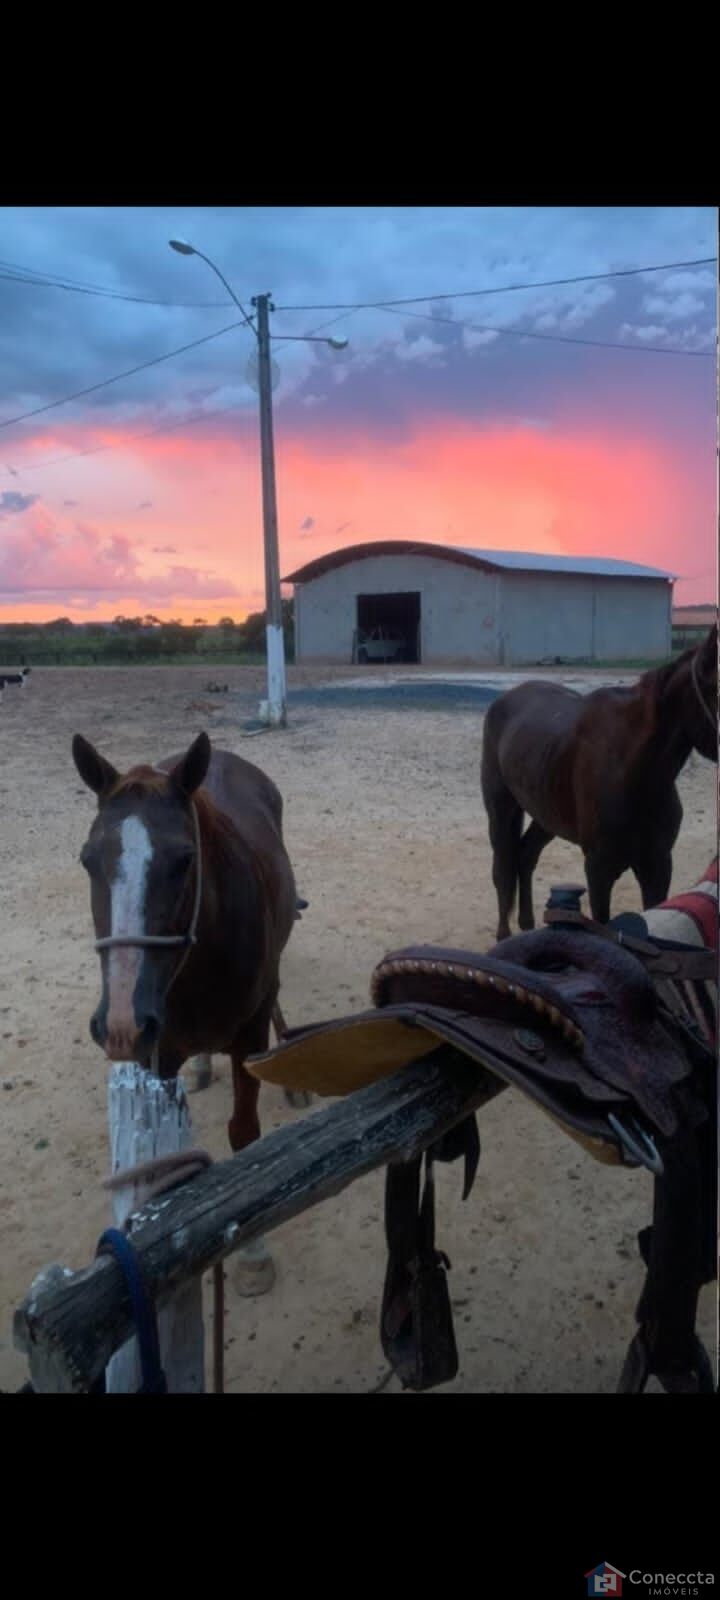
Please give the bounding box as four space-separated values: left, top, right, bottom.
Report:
91 1005 161 1065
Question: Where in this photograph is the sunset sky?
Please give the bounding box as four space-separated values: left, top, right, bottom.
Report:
0 205 716 623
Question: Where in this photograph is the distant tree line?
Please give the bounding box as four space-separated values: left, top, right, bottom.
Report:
0 600 295 667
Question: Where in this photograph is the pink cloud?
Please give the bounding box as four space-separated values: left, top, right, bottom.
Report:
0 504 240 604
3 398 713 621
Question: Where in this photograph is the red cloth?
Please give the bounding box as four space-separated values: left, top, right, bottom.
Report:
657 858 718 951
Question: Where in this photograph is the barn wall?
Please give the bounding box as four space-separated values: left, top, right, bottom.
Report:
500 573 672 663
294 553 501 662
500 573 594 663
294 556 673 664
592 577 671 659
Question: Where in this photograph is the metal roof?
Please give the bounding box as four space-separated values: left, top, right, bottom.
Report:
458 547 674 579
283 540 674 585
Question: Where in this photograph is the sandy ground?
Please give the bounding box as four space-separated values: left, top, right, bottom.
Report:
0 662 715 1393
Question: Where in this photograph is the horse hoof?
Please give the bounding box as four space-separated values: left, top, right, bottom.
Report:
284 1088 312 1110
187 1055 213 1092
233 1238 276 1297
188 1067 212 1092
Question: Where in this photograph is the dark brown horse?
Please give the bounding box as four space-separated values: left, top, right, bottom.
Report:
72 730 298 1156
481 626 717 940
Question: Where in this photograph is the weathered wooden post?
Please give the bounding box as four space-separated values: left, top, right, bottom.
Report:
15 1049 503 1392
105 1062 206 1393
186 1047 300 1293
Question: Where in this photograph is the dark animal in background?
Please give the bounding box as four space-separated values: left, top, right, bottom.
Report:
481 626 717 939
0 666 31 689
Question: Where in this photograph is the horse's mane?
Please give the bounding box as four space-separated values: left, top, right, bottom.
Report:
635 640 707 711
581 646 699 764
107 764 168 799
192 787 252 875
191 787 280 947
615 631 716 765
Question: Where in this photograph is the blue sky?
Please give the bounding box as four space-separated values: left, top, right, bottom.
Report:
0 205 716 618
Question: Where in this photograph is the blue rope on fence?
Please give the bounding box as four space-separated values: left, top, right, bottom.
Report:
95 1228 167 1394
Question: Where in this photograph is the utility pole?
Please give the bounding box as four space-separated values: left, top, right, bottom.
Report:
169 239 347 728
253 293 286 728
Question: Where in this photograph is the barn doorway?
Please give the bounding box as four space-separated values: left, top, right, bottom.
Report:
355 592 421 663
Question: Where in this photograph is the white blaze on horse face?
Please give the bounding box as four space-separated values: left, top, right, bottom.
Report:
106 815 154 1050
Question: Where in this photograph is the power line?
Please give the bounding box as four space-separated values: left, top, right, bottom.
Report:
0 258 229 309
0 319 251 432
373 300 715 357
0 268 227 308
1 252 716 315
0 256 152 291
1 267 711 472
8 399 248 473
6 310 356 474
274 257 717 312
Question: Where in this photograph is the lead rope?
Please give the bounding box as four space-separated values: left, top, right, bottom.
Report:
103 1148 225 1394
96 1228 168 1392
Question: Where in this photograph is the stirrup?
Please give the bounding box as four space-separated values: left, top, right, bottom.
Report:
617 1330 716 1395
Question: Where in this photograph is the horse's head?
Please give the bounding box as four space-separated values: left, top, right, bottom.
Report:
689 624 717 762
72 731 211 1065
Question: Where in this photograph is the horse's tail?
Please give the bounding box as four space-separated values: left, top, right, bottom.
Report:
480 695 508 805
481 698 523 930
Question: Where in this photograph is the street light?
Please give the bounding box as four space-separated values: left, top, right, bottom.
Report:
169 238 349 726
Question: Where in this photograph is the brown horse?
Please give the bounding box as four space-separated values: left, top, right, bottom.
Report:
72 730 299 1155
481 626 717 940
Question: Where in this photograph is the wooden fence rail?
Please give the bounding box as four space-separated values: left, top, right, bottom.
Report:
14 1049 506 1393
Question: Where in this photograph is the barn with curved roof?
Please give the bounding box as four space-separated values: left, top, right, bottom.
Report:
283 541 674 666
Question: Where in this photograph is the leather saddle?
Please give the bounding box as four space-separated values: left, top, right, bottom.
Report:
249 895 716 1395
251 924 713 1163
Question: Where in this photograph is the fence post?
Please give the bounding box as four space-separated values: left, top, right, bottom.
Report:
105 1062 206 1393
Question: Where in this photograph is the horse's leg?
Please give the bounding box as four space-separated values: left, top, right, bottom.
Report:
228 1007 276 1297
187 1052 212 1092
273 997 312 1111
517 820 553 930
228 1055 262 1152
485 797 523 941
285 1090 312 1108
632 793 681 911
271 997 287 1037
584 851 618 924
481 726 524 941
634 852 673 911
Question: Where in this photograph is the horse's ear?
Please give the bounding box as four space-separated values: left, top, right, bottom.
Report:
72 734 119 798
170 732 211 798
